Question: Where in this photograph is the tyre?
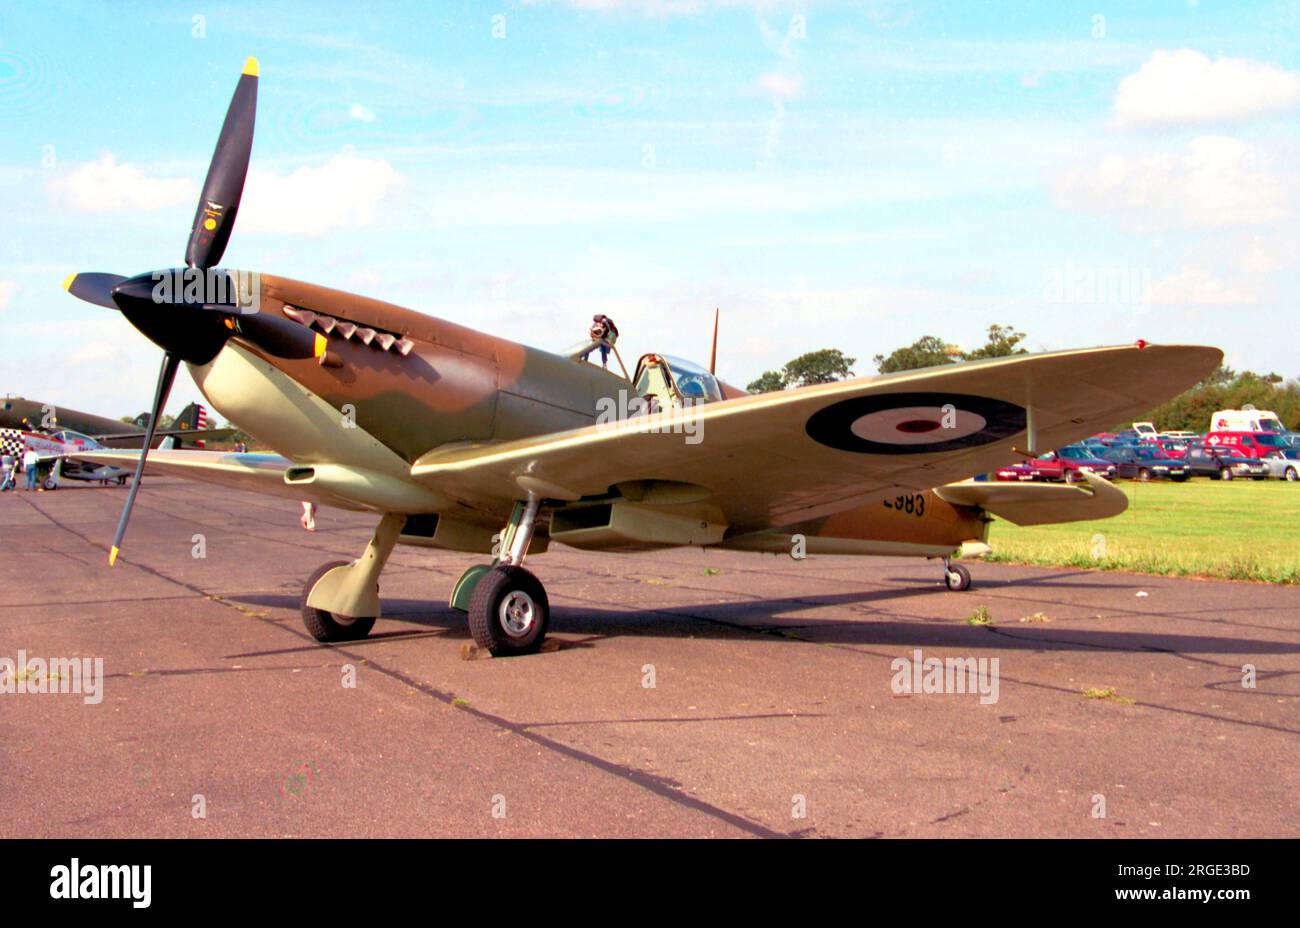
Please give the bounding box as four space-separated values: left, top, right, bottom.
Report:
1063 469 1078 484
468 565 550 656
300 560 376 642
1220 467 1234 481
944 563 972 592
42 477 57 490
1137 468 1151 482
1286 467 1298 482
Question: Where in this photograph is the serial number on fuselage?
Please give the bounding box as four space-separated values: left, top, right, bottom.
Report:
883 493 926 517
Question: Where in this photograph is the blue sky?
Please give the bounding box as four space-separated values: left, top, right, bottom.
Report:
2 0 1299 419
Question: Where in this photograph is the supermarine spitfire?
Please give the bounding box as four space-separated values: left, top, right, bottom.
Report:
66 59 1221 655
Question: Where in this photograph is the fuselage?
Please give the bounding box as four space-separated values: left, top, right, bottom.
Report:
190 272 988 556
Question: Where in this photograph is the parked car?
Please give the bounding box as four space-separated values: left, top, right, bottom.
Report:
1153 438 1190 458
1102 445 1190 481
1263 449 1300 482
995 448 1116 483
1183 445 1269 480
1159 430 1199 441
1205 430 1292 460
1052 445 1118 481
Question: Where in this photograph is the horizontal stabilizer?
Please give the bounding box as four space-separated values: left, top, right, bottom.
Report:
936 471 1127 526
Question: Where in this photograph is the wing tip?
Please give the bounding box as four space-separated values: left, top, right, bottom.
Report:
108 545 119 567
242 56 260 77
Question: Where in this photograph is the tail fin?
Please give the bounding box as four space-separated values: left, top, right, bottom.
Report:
173 402 208 431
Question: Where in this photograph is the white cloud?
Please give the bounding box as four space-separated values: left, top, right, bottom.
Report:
1054 136 1295 229
45 152 194 213
1150 266 1258 307
1114 49 1300 129
0 279 16 312
238 154 402 237
348 103 377 123
757 71 803 99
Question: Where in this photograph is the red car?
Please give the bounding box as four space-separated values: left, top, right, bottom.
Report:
995 447 1116 483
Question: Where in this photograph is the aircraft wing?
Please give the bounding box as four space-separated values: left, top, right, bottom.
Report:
411 343 1219 530
71 449 363 511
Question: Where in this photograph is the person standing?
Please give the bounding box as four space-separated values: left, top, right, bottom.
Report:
0 452 14 491
581 314 619 368
22 447 40 491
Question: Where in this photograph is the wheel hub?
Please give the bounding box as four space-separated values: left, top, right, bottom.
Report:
499 590 536 638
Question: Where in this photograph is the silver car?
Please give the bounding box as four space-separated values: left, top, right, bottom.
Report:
1263 449 1300 481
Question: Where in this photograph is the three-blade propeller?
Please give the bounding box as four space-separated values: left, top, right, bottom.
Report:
62 57 323 565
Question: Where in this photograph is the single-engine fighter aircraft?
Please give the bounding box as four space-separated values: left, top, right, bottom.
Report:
1 427 132 488
0 396 231 449
65 59 1221 655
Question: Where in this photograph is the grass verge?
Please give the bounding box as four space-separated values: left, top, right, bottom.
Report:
985 479 1300 584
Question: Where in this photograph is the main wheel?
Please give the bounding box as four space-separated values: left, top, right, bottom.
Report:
944 562 972 592
469 565 550 656
42 477 57 490
300 560 376 642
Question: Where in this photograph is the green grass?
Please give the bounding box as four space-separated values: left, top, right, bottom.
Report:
985 479 1300 584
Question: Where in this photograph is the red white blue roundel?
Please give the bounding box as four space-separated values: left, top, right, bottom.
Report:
805 392 1026 454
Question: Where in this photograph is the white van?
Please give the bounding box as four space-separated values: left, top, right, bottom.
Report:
1132 421 1158 439
1209 408 1286 433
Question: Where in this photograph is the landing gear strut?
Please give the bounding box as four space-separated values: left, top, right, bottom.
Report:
943 557 972 592
464 493 551 656
300 512 404 642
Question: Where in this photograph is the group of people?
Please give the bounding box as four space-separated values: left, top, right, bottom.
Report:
0 448 42 492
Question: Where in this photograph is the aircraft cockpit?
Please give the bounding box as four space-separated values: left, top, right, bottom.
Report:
632 354 722 410
48 429 101 448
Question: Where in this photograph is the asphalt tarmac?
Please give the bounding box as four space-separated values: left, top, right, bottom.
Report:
2 479 1297 837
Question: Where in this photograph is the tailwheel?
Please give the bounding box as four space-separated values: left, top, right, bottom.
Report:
943 559 972 592
300 560 376 642
469 564 550 656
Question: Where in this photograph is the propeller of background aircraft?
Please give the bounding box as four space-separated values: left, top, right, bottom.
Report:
61 57 325 565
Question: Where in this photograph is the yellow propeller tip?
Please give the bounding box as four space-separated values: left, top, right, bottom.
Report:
242 56 260 77
62 273 76 292
108 546 119 567
313 333 327 359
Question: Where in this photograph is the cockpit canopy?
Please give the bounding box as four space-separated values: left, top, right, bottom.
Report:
48 428 102 448
633 354 723 408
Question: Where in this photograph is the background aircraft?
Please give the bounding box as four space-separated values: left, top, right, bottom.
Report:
66 59 1221 655
1 427 131 488
0 396 232 449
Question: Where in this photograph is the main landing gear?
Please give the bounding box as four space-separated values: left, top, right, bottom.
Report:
943 557 972 592
298 498 553 656
300 512 404 642
462 493 550 657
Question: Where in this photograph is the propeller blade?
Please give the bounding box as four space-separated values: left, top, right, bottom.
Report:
185 57 258 270
107 352 180 566
63 272 127 309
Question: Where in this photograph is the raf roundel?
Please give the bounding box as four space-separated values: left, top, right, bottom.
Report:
805 392 1026 455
